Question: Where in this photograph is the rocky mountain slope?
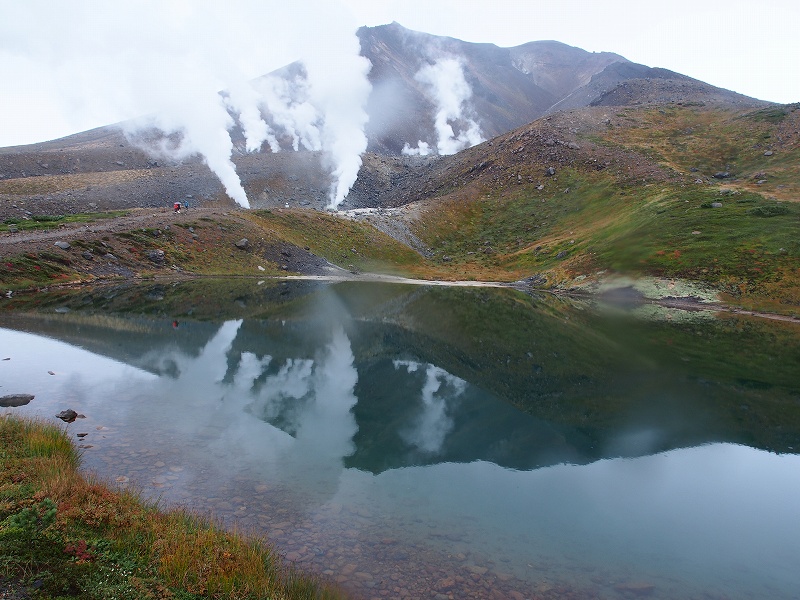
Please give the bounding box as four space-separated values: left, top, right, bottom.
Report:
0 23 771 216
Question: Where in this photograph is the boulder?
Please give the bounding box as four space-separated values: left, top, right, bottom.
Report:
54 241 71 250
55 409 78 423
146 249 165 265
235 238 250 250
0 394 34 407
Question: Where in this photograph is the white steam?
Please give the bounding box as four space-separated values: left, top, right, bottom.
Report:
402 140 432 156
405 58 484 156
394 360 467 455
0 1 372 210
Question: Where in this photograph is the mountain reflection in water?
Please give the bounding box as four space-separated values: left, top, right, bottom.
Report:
2 279 800 599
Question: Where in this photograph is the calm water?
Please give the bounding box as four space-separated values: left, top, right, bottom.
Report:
2 280 799 600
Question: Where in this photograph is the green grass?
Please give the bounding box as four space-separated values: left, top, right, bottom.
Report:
250 209 427 276
1 212 127 233
410 159 800 312
0 415 347 600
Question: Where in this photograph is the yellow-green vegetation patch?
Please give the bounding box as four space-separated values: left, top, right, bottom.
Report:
250 208 427 276
596 104 800 201
0 415 345 600
410 162 798 313
1 211 128 233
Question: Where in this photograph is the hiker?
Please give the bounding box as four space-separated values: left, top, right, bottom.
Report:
173 201 181 213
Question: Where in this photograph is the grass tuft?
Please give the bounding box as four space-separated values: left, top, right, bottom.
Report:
0 415 346 599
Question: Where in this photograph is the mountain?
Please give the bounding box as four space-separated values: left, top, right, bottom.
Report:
357 22 763 154
3 23 798 316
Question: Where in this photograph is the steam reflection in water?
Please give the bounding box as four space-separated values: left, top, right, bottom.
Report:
2 313 800 599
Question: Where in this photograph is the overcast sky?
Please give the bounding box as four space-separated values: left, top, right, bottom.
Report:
1 0 798 148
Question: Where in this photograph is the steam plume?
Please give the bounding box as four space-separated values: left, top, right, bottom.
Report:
1 1 372 210
404 58 484 156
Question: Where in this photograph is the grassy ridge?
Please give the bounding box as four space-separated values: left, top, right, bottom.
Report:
0 416 345 600
410 105 800 313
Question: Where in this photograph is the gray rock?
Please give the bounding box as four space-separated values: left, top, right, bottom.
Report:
82 251 94 260
7 224 18 233
235 238 250 250
713 171 730 179
0 394 34 408
545 166 557 177
764 150 774 156
711 202 723 208
556 251 568 259
146 249 165 264
56 409 78 423
54 241 71 250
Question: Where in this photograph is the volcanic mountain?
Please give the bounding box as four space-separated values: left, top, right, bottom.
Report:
0 22 771 217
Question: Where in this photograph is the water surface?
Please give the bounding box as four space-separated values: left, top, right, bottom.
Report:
2 280 799 599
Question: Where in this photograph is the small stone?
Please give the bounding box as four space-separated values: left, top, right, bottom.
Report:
54 241 71 250
7 225 18 233
711 202 723 208
764 150 774 156
235 238 250 250
713 171 730 179
82 251 94 260
545 166 556 176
